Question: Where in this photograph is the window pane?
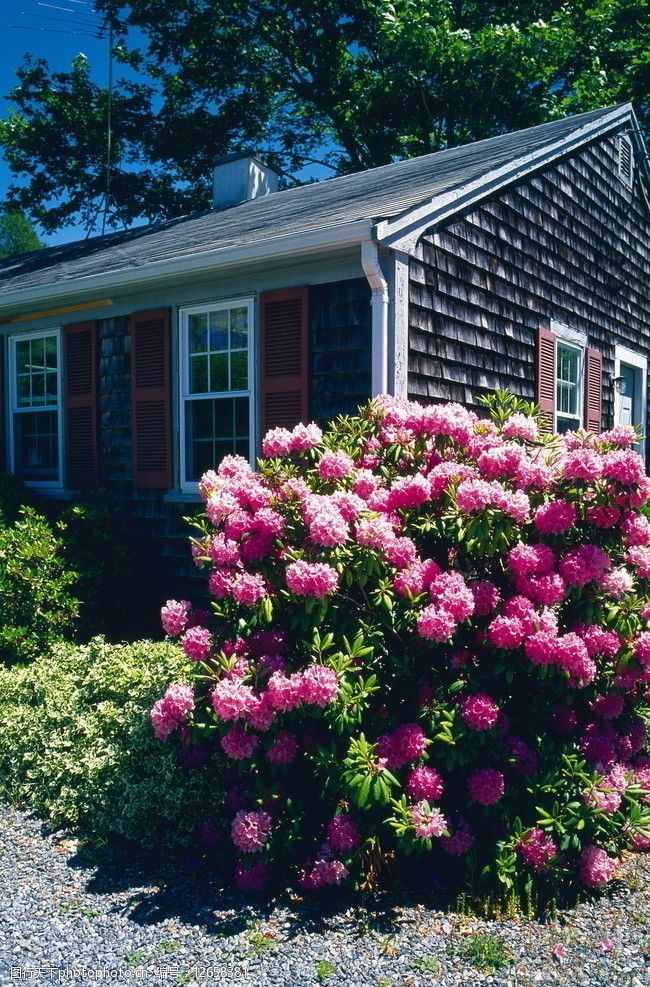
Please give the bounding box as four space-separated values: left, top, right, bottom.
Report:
44 335 57 369
213 398 233 438
230 307 248 348
209 310 228 351
234 396 249 436
231 351 248 390
16 340 30 374
31 373 46 406
31 337 45 372
14 410 58 480
190 354 208 393
189 314 208 354
17 376 31 406
210 353 228 391
45 371 58 402
557 416 580 435
185 397 250 481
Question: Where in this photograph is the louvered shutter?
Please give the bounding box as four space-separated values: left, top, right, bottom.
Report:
260 287 309 435
64 320 99 487
585 347 603 434
536 327 557 433
130 308 172 489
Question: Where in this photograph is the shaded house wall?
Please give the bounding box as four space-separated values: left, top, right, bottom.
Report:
408 134 650 433
91 277 371 600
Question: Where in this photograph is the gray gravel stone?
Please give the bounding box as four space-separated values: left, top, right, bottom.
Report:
0 803 648 987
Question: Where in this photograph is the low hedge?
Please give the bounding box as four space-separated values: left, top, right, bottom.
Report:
0 638 223 848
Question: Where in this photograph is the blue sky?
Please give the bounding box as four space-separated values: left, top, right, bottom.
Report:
1 0 116 246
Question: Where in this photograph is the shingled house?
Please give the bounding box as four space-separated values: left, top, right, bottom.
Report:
0 103 648 590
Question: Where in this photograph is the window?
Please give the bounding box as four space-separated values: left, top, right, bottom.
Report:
179 298 254 488
556 342 583 433
8 329 62 485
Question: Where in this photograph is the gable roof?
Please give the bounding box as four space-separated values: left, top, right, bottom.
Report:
0 103 642 305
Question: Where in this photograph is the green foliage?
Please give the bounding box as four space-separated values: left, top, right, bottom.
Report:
457 934 511 972
315 960 337 982
0 507 79 664
0 207 43 258
0 637 223 847
1 1 647 233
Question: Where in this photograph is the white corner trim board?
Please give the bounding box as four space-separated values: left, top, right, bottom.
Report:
361 240 390 397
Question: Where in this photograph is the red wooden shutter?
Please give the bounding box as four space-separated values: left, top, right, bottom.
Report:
64 320 99 488
536 327 557 433
260 287 309 435
130 308 172 489
585 347 603 434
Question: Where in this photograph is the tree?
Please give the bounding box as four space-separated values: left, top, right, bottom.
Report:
1 1 648 235
0 207 44 258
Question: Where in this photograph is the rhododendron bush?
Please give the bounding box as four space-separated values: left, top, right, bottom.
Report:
153 391 650 899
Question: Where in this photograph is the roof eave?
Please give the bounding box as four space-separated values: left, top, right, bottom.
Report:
375 103 635 253
0 218 374 316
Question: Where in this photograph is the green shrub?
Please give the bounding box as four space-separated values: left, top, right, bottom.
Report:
0 506 80 663
0 637 223 847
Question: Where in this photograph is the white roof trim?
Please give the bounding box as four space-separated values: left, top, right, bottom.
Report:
375 104 634 253
0 219 373 315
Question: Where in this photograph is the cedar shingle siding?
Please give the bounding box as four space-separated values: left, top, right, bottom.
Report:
408 135 650 431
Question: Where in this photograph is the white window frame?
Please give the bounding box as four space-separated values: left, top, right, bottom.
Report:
7 327 64 489
178 296 255 492
614 344 647 456
551 321 587 433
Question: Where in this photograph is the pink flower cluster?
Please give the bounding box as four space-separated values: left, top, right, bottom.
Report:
517 829 558 872
150 684 194 741
376 723 428 770
231 810 273 853
262 422 323 457
579 845 617 888
410 802 448 839
461 693 500 731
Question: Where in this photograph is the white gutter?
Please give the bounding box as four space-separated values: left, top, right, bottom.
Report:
0 219 373 315
361 240 389 396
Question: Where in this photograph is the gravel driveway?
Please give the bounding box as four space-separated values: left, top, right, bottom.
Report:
0 803 648 987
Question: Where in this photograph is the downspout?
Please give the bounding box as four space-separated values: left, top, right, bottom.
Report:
361 239 390 396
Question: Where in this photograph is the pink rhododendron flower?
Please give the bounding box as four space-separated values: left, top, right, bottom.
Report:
470 580 500 616
461 693 500 730
376 723 428 770
502 413 539 441
211 679 256 721
231 572 269 606
429 571 475 620
488 615 526 649
439 818 475 856
318 449 354 480
579 845 617 887
534 499 577 535
387 474 431 510
561 447 603 482
586 504 621 528
150 684 194 741
406 766 444 802
231 810 273 853
262 426 293 457
160 599 192 637
417 605 457 642
298 857 349 889
508 543 555 577
266 672 305 712
410 802 448 838
467 768 505 805
602 449 646 486
601 568 634 599
221 725 259 760
285 560 339 598
559 545 611 587
517 829 557 872
290 422 323 452
327 815 362 852
621 514 650 546
181 625 214 662
266 730 298 765
301 665 339 707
